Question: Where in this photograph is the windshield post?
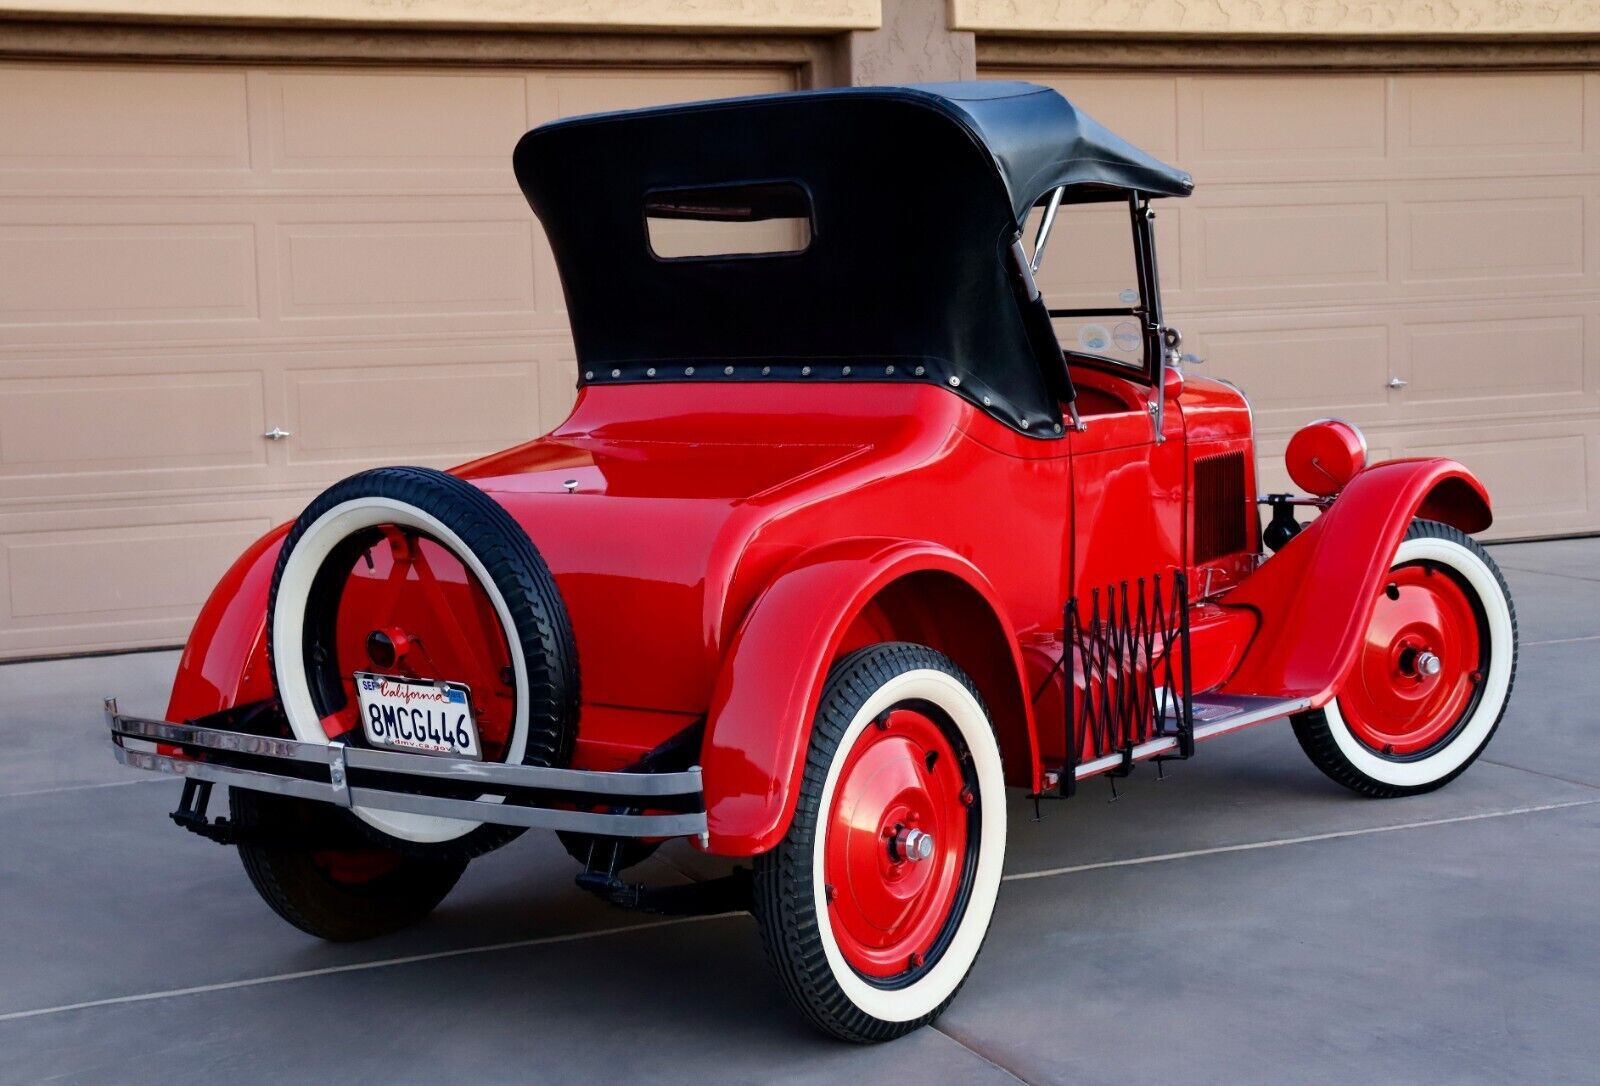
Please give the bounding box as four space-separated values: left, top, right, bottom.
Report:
1030 186 1066 274
1129 191 1167 443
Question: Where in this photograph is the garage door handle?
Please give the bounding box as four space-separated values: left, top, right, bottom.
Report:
263 426 292 440
1387 377 1408 390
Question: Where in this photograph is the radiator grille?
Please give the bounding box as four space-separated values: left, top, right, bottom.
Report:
1192 450 1249 563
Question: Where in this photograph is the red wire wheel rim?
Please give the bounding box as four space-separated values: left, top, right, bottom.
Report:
823 703 980 985
1336 560 1489 761
302 524 518 762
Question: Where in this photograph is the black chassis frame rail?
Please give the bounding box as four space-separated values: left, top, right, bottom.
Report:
105 699 708 840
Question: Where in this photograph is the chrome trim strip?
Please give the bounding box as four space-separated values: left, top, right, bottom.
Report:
1189 694 1313 742
107 706 707 837
112 714 332 764
341 744 702 797
113 747 339 805
1074 737 1177 779
344 787 706 837
1072 694 1313 781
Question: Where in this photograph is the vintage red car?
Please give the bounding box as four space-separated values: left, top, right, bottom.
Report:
109 82 1518 1042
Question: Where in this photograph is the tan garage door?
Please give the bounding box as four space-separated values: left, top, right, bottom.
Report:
0 60 795 659
999 69 1600 541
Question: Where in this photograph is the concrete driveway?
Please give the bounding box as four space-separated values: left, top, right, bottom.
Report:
2 538 1596 1085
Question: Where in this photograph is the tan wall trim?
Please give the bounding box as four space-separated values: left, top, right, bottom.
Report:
0 19 831 76
0 0 878 33
979 35 1600 71
953 0 1600 39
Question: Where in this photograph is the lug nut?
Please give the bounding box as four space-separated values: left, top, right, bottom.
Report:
1416 650 1442 676
889 826 935 863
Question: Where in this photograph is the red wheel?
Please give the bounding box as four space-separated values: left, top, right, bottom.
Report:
753 643 1006 1043
269 466 578 855
312 526 518 761
1293 520 1517 797
1335 562 1485 758
824 707 972 978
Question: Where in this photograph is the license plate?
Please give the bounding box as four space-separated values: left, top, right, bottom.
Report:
355 672 481 759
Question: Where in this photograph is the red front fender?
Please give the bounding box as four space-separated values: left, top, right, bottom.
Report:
1221 458 1492 704
166 525 286 722
699 538 1036 856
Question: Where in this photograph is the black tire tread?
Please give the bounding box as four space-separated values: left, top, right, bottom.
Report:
231 788 467 942
1291 518 1519 799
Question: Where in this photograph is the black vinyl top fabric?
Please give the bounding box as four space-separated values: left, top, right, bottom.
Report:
513 82 1192 436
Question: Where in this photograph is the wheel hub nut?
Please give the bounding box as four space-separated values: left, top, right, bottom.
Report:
1415 650 1442 676
891 827 935 863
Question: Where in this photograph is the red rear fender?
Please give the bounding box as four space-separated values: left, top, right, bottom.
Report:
1220 458 1491 704
700 539 1038 857
166 525 286 722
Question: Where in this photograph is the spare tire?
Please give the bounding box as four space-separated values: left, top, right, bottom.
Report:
268 465 578 860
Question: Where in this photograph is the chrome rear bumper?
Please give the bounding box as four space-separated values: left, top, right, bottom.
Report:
106 699 707 839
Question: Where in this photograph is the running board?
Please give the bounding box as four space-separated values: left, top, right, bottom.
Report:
1071 694 1311 781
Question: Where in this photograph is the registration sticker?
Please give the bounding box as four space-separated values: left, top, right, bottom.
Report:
355 672 481 759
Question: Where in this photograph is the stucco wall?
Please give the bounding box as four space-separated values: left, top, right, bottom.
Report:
0 0 878 32
952 0 1600 37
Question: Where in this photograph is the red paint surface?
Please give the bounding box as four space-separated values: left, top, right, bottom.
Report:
164 371 1495 857
1337 562 1484 756
1221 459 1491 703
1286 418 1367 497
823 707 969 978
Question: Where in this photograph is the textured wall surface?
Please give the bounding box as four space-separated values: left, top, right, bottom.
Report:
0 0 879 31
953 0 1600 37
843 0 973 84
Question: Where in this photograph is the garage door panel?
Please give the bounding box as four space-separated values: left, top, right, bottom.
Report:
0 509 277 656
274 218 539 322
283 358 540 470
0 220 260 332
1187 200 1389 295
1192 322 1393 432
1405 314 1586 405
0 64 250 182
1184 75 1386 164
263 69 529 189
1401 195 1586 287
0 369 266 488
2 517 270 620
1396 73 1587 160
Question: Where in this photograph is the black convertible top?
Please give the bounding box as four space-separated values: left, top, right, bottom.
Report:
514 82 1191 435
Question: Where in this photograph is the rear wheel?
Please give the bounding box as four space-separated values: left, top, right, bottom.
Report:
231 788 467 942
267 466 578 861
1292 519 1517 798
753 643 1006 1043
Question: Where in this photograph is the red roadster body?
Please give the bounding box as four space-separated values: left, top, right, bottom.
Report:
112 82 1516 1042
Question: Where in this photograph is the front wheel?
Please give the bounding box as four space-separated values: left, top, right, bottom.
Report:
1292 519 1518 798
753 643 1007 1043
